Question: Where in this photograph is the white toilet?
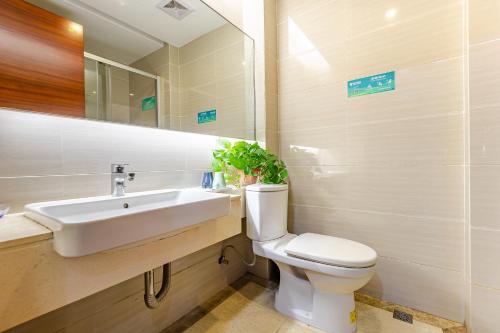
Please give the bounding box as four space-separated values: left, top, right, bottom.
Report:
246 184 377 333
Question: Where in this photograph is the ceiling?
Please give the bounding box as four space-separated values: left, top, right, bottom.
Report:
27 0 227 65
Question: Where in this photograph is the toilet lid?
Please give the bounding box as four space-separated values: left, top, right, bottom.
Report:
284 233 377 268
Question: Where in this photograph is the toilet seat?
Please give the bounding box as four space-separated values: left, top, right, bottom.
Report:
253 233 376 278
285 233 377 268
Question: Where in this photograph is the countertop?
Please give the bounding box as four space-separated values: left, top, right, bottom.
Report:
0 189 241 250
0 213 52 250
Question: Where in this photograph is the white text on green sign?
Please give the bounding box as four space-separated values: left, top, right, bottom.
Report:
198 109 216 124
347 71 395 97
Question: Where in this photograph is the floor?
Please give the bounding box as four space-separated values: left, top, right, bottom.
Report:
165 276 464 333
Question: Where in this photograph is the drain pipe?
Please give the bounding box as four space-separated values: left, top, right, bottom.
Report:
144 263 171 309
219 244 256 267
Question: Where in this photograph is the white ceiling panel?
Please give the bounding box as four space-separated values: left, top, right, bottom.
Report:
27 0 228 65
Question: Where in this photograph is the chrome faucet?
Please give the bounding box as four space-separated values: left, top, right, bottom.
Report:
111 164 135 197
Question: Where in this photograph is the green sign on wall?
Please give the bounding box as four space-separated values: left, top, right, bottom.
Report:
198 109 217 124
347 71 395 98
141 96 156 111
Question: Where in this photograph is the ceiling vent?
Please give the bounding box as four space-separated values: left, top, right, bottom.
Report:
157 0 194 21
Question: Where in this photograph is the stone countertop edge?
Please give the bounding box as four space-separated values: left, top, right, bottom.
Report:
0 213 52 250
0 191 241 250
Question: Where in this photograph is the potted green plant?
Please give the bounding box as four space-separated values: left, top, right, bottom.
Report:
212 140 288 186
259 153 288 184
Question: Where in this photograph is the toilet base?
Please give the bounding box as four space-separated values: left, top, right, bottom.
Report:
274 262 357 333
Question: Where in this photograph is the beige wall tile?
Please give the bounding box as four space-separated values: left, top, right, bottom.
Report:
468 1 500 331
110 126 188 172
469 0 500 45
347 114 464 166
215 41 246 80
264 0 278 60
290 205 464 271
277 0 333 25
470 165 500 229
470 106 500 165
349 165 464 219
279 81 347 132
278 41 348 93
470 41 500 108
180 54 216 88
61 119 114 175
286 165 463 220
180 89 216 116
216 73 247 99
346 0 461 39
278 0 347 60
216 23 245 50
470 285 500 333
265 51 278 96
0 176 64 213
131 46 169 75
169 45 180 65
0 109 62 177
265 92 278 132
280 127 348 166
347 58 464 124
62 174 109 199
180 32 217 66
362 257 465 321
471 228 500 290
287 166 349 208
345 3 463 79
125 171 200 193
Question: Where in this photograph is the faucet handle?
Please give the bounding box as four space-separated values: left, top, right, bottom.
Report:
127 172 135 181
111 163 129 173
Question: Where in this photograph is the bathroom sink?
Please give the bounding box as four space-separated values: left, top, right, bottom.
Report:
24 189 231 257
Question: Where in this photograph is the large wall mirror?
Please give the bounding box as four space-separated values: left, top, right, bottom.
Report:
4 0 255 140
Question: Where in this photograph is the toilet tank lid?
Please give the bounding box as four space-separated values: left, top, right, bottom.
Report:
284 233 377 268
246 184 288 192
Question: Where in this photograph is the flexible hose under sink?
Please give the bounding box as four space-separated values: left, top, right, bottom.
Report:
144 263 171 309
218 244 256 267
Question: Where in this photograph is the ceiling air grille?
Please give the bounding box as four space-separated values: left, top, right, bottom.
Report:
157 0 194 20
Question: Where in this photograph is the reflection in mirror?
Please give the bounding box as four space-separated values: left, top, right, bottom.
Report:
24 0 255 140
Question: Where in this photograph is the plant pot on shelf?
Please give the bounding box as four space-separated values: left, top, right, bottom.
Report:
238 169 258 186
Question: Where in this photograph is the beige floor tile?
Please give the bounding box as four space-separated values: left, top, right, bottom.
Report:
235 281 276 309
357 303 442 333
184 291 286 333
176 281 447 333
277 319 324 333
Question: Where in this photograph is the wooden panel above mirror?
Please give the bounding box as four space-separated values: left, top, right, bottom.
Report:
0 0 84 117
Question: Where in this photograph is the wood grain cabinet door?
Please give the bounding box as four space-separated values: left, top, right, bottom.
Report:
0 0 85 117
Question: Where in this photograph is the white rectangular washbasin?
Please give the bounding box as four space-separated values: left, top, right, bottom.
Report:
24 189 231 257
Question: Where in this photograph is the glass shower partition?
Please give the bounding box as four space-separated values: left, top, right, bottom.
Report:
83 52 160 128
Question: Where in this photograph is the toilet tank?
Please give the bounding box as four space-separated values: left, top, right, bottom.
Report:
246 184 288 241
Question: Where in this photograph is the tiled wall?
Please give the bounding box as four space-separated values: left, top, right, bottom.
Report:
469 0 500 331
203 0 279 154
278 0 466 321
177 24 254 139
0 108 218 213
